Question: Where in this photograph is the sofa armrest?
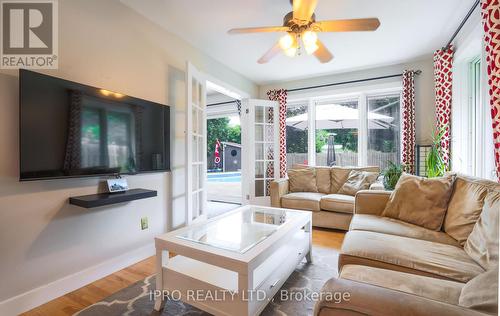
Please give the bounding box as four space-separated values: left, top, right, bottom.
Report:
314 277 483 316
270 178 289 208
354 190 391 216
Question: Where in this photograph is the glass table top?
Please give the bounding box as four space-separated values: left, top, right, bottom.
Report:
176 207 299 253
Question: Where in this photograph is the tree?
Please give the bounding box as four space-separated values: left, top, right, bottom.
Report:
207 118 241 158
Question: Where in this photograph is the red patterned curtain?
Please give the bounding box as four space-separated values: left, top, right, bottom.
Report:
482 0 500 181
267 89 288 178
402 70 416 174
434 45 454 168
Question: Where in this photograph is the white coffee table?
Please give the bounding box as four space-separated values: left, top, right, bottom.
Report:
154 205 312 316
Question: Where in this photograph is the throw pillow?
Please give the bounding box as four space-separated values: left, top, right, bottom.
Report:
459 267 498 314
330 166 380 193
338 170 379 196
464 190 499 270
288 168 318 193
444 176 489 246
381 173 455 231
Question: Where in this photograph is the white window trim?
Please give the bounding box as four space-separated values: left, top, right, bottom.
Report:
452 22 496 180
286 82 403 167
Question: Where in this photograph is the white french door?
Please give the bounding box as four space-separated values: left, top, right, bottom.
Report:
186 62 207 224
241 99 280 206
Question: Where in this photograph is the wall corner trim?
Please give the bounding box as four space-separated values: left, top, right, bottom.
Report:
0 243 155 315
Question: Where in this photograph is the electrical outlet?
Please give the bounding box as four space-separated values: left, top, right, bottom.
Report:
141 217 148 230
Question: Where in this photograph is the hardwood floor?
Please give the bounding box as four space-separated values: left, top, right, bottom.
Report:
22 228 344 316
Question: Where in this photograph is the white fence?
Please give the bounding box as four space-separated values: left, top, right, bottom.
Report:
286 151 398 170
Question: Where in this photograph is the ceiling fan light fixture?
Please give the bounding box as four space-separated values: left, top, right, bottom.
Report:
304 42 319 55
302 30 319 55
284 47 298 57
279 33 296 50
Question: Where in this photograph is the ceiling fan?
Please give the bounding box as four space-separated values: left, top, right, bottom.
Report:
228 0 380 64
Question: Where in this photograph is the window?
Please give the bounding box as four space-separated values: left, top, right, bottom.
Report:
315 99 359 166
285 89 402 170
367 95 401 170
286 101 309 168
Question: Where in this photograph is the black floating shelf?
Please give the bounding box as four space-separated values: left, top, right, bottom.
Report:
69 188 157 208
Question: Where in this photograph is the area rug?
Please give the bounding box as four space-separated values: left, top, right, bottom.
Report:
75 246 339 316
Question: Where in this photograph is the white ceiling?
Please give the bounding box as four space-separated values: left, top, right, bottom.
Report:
122 0 476 84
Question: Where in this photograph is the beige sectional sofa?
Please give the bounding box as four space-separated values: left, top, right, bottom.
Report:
270 165 381 230
315 174 499 316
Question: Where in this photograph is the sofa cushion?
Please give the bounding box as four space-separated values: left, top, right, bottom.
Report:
459 267 498 315
350 214 459 246
340 230 484 282
330 166 380 193
291 164 331 193
320 194 355 214
338 170 379 196
315 167 332 194
381 173 454 231
288 168 318 193
444 176 489 246
464 190 499 270
281 192 325 212
341 265 464 305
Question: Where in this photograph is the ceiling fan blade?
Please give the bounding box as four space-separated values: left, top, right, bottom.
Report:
258 43 281 64
228 26 289 34
315 18 380 32
314 40 333 63
293 0 318 22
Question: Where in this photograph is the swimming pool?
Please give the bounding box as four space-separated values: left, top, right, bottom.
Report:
207 172 242 183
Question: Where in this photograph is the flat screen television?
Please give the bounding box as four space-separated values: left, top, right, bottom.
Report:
19 69 170 181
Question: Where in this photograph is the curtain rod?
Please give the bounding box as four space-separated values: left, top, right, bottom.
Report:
443 0 480 50
287 70 422 93
207 100 237 107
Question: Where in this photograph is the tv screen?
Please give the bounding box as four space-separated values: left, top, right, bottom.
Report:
19 69 170 181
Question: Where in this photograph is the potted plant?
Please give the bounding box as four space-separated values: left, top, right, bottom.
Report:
382 161 404 190
426 127 448 178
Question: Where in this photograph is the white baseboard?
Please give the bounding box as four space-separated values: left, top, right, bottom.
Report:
0 243 155 316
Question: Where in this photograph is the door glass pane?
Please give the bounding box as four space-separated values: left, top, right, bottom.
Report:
255 161 264 178
255 106 264 123
198 165 204 189
192 136 198 163
286 102 308 169
265 124 274 142
265 143 274 161
367 95 401 170
265 161 274 178
197 83 203 108
192 80 198 106
315 99 359 166
265 107 274 124
192 192 199 219
255 125 264 142
255 180 264 197
193 110 198 134
193 165 198 190
255 143 264 160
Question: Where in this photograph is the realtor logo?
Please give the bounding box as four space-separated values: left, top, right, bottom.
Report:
1 0 58 69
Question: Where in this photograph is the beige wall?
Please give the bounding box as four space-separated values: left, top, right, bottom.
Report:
0 0 256 307
259 58 436 144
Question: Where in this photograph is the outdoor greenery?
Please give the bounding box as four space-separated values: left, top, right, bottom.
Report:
382 161 404 190
286 127 358 154
207 118 241 157
426 127 448 178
